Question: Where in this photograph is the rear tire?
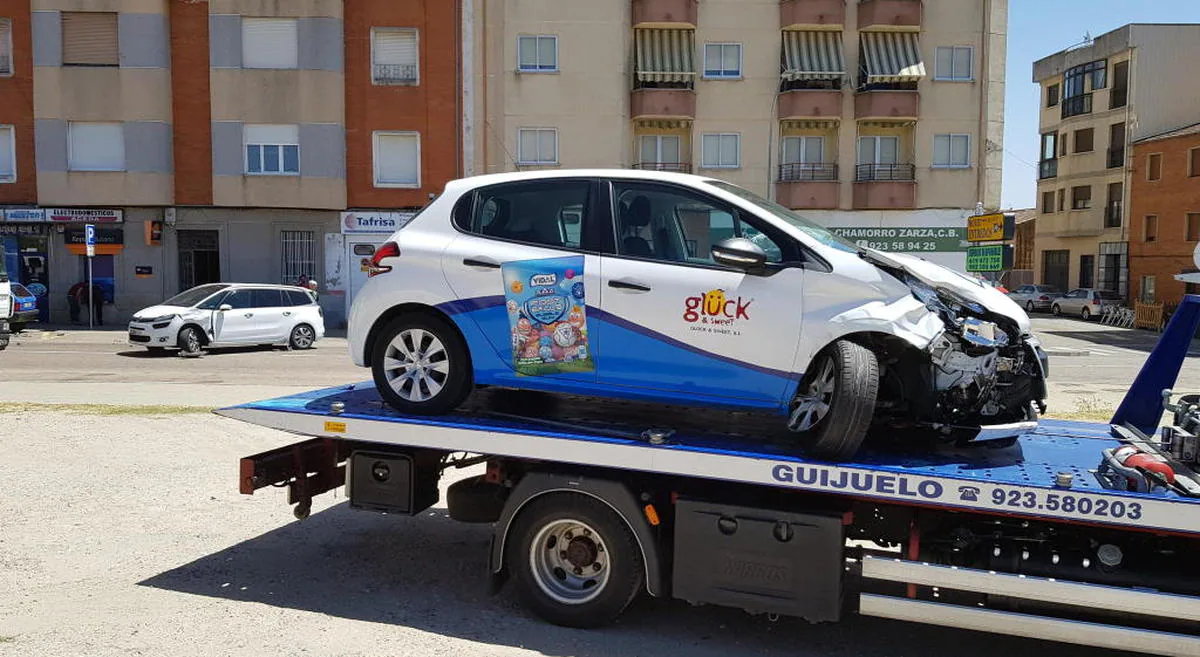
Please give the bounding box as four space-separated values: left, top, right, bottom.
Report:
289 323 316 350
789 339 879 460
1051 304 1062 316
371 313 471 415
1081 306 1091 320
507 494 644 628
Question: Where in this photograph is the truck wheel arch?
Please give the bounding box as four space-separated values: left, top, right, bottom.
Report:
487 471 665 598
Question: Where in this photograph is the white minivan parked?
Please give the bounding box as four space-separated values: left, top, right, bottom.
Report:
129 283 325 354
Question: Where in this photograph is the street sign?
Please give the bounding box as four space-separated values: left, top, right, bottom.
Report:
965 244 1013 272
966 213 1015 243
85 223 96 258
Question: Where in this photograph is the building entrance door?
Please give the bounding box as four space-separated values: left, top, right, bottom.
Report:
178 230 221 292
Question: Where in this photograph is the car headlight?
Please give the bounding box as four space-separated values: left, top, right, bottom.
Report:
147 314 176 323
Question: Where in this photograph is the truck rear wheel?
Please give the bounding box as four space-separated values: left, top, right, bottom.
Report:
507 493 644 628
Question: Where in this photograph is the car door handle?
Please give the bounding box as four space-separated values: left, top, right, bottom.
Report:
244 313 254 318
608 279 651 292
463 257 501 269
283 311 292 317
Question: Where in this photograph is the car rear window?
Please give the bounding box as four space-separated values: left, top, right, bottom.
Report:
286 289 314 306
1096 291 1122 300
252 288 283 307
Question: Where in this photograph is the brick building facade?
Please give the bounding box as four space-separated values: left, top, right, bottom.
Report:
1129 122 1200 306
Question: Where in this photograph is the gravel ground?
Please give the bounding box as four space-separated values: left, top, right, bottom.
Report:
0 411 1135 657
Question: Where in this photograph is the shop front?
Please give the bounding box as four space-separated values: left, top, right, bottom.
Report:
1 209 52 323
330 210 417 328
47 208 125 324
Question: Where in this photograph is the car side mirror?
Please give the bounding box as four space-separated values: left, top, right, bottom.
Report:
218 304 233 312
711 237 768 272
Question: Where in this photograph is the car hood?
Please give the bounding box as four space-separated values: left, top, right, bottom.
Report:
133 305 191 319
860 249 1033 334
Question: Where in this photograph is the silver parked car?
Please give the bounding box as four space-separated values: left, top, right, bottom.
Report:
1007 284 1061 313
1050 288 1123 320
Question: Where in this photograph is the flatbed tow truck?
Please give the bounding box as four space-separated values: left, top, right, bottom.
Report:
218 298 1200 656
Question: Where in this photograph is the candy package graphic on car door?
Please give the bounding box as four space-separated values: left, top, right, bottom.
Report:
502 256 594 376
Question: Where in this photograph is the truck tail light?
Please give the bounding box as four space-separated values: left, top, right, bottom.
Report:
1092 298 1101 305
1039 295 1050 301
367 242 400 278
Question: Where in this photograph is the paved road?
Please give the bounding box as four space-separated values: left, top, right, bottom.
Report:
2 315 1198 414
0 411 1134 657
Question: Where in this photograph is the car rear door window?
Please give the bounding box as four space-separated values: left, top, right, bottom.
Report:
459 180 591 250
252 288 284 308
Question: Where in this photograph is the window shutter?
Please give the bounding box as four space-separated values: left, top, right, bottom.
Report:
639 136 657 163
61 12 118 66
661 136 680 163
0 19 12 74
244 124 299 145
804 137 823 164
934 134 950 165
952 135 969 165
69 122 124 171
538 130 556 163
376 133 419 186
242 18 298 69
0 127 13 179
952 48 972 80
782 137 800 164
373 28 418 83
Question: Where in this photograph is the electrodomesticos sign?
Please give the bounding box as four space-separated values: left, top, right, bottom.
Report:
46 208 123 223
967 213 1015 243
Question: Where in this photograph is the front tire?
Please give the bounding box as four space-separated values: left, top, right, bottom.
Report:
1025 301 1034 312
789 339 879 460
177 326 203 355
371 313 470 414
507 494 644 628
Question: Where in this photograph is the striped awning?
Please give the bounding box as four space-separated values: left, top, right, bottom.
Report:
860 32 926 83
782 31 846 81
635 29 695 83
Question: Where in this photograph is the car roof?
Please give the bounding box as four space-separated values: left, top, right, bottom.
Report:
443 168 724 195
201 283 312 293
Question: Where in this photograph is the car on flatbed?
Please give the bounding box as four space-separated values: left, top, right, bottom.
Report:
347 169 1049 459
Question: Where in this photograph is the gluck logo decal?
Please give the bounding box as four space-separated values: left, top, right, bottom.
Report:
683 289 752 336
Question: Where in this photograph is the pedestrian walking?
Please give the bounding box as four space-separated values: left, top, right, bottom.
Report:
67 281 85 324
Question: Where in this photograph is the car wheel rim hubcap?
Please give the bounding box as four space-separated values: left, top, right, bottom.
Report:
529 519 610 605
294 327 313 348
789 358 835 432
185 332 198 350
383 328 449 402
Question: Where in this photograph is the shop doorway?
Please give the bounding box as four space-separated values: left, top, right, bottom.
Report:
178 230 220 292
1 228 50 322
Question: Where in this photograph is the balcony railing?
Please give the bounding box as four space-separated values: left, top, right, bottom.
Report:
1105 201 1123 228
1038 159 1058 179
1107 147 1125 169
778 162 838 182
1110 87 1128 109
631 162 691 173
855 163 915 182
1061 93 1093 119
373 63 418 84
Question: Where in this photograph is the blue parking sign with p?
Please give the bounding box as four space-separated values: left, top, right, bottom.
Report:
85 224 96 246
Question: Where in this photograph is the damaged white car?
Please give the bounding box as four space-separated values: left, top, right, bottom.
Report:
347 169 1048 461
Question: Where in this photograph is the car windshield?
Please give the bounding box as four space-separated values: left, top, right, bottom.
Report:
162 284 231 307
703 180 860 253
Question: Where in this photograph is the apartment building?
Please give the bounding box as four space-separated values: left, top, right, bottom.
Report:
1128 123 1200 307
0 0 460 327
1032 24 1200 299
466 0 1007 270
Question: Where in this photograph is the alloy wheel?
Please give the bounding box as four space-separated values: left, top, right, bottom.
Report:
789 356 836 432
382 328 450 402
292 325 315 349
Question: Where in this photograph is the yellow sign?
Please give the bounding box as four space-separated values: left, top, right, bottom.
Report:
323 420 346 433
967 213 1009 242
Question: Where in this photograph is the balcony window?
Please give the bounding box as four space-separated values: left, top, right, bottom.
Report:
1073 128 1094 154
781 30 845 91
242 18 298 69
858 31 924 91
1070 185 1091 210
372 28 419 84
517 34 557 73
856 135 912 181
934 46 972 81
0 19 11 75
1038 132 1057 179
779 136 835 181
1057 189 1065 212
636 135 687 172
61 12 118 67
1061 93 1092 119
1110 61 1129 109
634 28 696 90
702 43 741 79
932 133 970 168
1107 122 1125 169
700 133 740 169
1105 182 1122 228
1042 191 1055 214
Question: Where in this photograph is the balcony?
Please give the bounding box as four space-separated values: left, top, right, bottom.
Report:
1105 201 1122 228
632 0 698 28
777 163 840 209
779 89 843 120
854 90 919 120
853 163 915 209
1038 210 1104 238
857 0 922 31
1061 93 1092 119
1110 86 1128 110
1107 147 1125 169
632 162 692 173
780 0 845 30
1038 159 1058 180
373 63 418 85
630 88 696 120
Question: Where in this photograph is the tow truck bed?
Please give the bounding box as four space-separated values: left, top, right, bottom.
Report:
219 382 1200 538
